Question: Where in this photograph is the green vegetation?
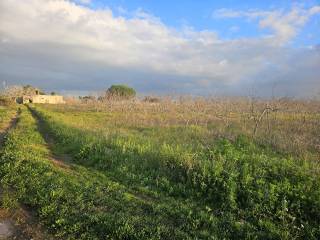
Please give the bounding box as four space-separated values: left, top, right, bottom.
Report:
0 106 16 125
0 107 217 239
23 84 46 95
106 85 136 99
33 105 320 238
0 100 319 239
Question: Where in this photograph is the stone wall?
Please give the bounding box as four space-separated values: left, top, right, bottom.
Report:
20 95 65 104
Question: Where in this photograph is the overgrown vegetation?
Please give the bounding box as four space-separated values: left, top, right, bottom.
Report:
0 98 319 239
0 105 17 129
0 107 220 239
33 101 320 238
0 96 15 106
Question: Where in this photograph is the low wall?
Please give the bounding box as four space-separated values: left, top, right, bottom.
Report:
32 95 65 104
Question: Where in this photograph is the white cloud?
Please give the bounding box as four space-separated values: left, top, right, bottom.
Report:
213 6 320 44
0 0 319 97
0 0 241 80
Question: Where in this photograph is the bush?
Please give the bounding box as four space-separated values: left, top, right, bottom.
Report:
106 85 136 100
143 96 161 103
0 96 14 106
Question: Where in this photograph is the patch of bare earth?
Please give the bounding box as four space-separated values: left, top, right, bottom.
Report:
0 207 55 240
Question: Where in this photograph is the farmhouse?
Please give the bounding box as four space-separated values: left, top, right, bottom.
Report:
17 95 65 104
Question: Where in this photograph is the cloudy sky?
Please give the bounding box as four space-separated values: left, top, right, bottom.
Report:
0 0 319 97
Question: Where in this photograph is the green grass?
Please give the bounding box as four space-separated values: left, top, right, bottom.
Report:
0 103 318 239
23 104 320 239
0 105 17 130
0 107 225 239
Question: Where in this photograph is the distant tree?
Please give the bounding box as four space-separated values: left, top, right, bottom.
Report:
23 85 45 95
0 84 46 105
80 95 96 103
0 85 22 105
1 85 23 98
51 92 56 95
105 85 136 100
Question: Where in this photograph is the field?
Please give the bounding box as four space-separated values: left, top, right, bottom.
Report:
0 98 319 239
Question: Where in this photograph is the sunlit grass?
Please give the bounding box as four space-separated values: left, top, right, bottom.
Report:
0 100 319 239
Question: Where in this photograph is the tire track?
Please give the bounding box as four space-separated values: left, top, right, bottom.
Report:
0 107 55 240
0 108 20 149
27 106 73 171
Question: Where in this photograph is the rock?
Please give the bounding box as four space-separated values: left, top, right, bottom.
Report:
0 220 14 238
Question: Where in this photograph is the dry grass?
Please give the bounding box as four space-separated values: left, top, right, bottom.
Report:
53 96 320 161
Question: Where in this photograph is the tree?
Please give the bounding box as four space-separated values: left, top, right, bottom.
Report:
22 85 45 95
105 85 136 100
1 85 23 98
0 85 23 105
0 84 47 105
79 95 96 103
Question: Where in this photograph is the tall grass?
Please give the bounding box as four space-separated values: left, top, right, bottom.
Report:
0 107 227 239
32 101 320 239
47 97 320 161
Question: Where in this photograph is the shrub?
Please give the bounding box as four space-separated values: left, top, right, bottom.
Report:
143 96 161 103
106 85 136 100
0 96 14 106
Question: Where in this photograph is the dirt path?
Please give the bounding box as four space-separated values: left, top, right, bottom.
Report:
0 110 20 148
28 106 74 171
0 110 20 239
0 109 55 240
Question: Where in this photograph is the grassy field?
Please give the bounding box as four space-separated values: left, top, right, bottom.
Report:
0 99 319 239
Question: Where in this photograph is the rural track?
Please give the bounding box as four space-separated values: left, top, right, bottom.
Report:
0 108 55 240
0 109 20 240
0 109 20 149
26 107 168 204
27 106 73 170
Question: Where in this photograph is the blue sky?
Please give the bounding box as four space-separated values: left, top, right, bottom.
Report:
85 0 320 46
1 0 320 97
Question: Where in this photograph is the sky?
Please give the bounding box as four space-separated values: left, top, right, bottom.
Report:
0 0 320 97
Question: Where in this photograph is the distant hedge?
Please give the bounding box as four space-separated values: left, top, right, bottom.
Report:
106 85 136 99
